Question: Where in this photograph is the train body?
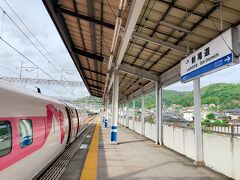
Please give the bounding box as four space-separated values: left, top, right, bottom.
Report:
0 80 90 180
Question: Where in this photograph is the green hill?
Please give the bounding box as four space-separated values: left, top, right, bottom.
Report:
134 83 240 110
74 96 103 105
75 83 240 111
200 83 240 110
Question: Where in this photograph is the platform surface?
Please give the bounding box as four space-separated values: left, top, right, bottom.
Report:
97 123 229 180
59 123 96 180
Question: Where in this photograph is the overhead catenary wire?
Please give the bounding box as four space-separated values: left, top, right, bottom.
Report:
3 0 61 67
0 6 63 75
1 1 73 80
0 9 5 37
0 37 74 94
0 5 76 95
0 64 19 76
0 60 20 69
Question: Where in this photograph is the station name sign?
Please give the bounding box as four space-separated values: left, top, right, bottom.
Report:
181 28 239 83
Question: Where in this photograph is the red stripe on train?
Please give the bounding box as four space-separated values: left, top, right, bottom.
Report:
0 104 65 171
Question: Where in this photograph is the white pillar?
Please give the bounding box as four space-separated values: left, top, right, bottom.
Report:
155 82 163 145
111 71 119 143
141 94 145 135
122 104 124 124
121 104 123 124
126 101 129 128
123 104 125 124
106 95 109 121
118 104 120 124
193 78 204 164
103 101 106 122
132 99 135 131
122 103 125 125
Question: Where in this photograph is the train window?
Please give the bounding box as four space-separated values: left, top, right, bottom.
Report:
19 119 33 148
0 121 12 157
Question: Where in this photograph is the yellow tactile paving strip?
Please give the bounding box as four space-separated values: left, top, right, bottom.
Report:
80 116 100 180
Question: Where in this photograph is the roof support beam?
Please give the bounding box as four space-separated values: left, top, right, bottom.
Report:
132 32 188 54
119 63 158 82
73 47 104 61
122 82 155 103
120 63 181 102
87 0 97 53
107 0 145 93
90 88 103 93
159 63 180 86
86 78 105 84
92 93 102 97
59 8 115 29
82 67 106 76
88 84 102 89
42 0 92 94
158 21 191 34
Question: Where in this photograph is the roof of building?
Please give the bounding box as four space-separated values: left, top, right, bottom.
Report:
43 0 240 99
224 109 240 114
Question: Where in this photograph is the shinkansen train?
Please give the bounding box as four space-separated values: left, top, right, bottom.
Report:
0 80 91 180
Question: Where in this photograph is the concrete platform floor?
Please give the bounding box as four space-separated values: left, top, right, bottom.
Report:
97 123 229 180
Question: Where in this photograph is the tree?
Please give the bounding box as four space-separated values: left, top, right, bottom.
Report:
206 113 215 119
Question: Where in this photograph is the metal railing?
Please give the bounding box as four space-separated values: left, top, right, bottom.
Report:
203 125 240 136
163 120 240 137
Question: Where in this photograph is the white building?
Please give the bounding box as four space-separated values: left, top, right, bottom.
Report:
183 108 207 121
183 109 194 121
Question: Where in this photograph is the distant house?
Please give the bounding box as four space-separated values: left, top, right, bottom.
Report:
224 109 240 120
183 107 207 121
215 113 230 120
183 109 194 121
162 112 182 121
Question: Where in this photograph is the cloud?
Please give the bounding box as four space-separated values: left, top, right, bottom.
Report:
0 0 89 98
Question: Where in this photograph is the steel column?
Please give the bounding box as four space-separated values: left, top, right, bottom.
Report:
126 101 129 128
193 78 204 164
103 101 106 122
155 82 163 145
141 94 145 135
156 82 159 144
121 104 123 124
132 99 135 130
122 104 124 124
120 104 122 124
106 95 109 121
111 71 119 143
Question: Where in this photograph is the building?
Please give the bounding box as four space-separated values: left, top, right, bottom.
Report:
183 109 194 121
183 107 208 121
224 109 240 120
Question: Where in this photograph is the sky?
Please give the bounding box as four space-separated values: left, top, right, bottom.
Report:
0 0 89 99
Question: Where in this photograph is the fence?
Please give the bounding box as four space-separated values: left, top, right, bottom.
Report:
163 120 240 137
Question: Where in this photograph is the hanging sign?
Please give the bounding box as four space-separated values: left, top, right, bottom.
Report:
181 28 239 83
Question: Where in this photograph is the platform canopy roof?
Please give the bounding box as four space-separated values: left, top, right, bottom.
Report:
43 0 240 100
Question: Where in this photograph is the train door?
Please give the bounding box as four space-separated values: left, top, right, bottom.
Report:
75 109 80 137
65 107 72 145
